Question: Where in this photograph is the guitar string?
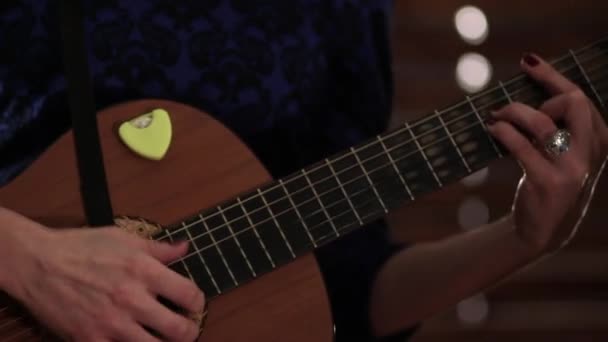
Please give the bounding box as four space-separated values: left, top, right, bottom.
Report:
0 40 606 330
169 58 608 264
3 327 31 342
0 90 561 335
4 74 608 342
162 44 607 245
171 66 608 267
0 54 606 333
0 312 22 330
254 57 608 265
170 103 516 265
163 65 573 251
0 61 587 319
0 89 578 340
0 123 511 336
160 38 608 240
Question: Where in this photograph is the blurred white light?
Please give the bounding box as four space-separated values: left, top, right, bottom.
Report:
454 6 489 45
456 53 493 93
457 293 489 325
461 167 489 187
457 196 490 230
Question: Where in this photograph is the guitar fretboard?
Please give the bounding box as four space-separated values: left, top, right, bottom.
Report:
158 37 608 298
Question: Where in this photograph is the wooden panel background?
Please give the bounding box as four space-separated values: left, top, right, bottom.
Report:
387 1 608 341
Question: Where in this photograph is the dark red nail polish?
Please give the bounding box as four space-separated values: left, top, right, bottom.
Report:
522 53 540 67
486 117 496 125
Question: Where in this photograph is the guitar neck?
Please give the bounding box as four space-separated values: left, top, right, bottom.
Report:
159 37 608 298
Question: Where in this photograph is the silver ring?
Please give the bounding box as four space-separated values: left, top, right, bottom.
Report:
544 129 571 157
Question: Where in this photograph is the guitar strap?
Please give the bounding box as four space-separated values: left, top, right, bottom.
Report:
59 0 114 227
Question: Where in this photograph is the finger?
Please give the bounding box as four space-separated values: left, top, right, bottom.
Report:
487 121 553 177
493 102 558 143
108 228 189 265
113 321 162 342
133 294 199 342
521 53 579 95
540 91 594 141
143 239 189 264
144 258 206 314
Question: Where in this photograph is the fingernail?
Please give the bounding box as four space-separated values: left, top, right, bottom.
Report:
522 53 540 67
172 240 188 247
486 117 496 125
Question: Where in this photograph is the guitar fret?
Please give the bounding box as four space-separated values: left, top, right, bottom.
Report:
499 81 513 103
199 214 238 286
436 110 472 173
350 148 388 214
466 96 503 157
257 189 296 259
570 49 606 109
278 180 317 248
183 223 221 294
301 169 340 237
325 158 363 224
164 230 196 282
217 206 256 277
237 197 276 267
376 135 415 200
405 123 443 187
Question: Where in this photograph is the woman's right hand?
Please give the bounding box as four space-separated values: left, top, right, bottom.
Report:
0 208 205 342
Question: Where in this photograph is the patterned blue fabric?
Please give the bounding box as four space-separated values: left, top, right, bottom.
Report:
0 1 415 340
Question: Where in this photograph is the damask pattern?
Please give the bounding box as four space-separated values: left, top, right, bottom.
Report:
0 1 415 340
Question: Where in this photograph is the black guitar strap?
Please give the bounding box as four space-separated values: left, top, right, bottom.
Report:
59 0 114 227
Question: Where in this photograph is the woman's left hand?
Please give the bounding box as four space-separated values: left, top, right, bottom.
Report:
488 53 608 253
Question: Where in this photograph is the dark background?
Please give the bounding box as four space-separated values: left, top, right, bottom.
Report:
386 1 608 341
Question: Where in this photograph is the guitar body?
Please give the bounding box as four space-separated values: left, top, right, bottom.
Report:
0 100 334 341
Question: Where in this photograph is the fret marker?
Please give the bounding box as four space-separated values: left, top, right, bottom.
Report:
325 158 365 223
278 181 317 248
498 81 513 103
257 189 297 259
436 110 472 173
237 197 277 268
466 96 503 157
182 223 221 294
406 123 443 187
377 135 415 200
199 214 239 286
349 149 388 214
217 206 257 277
301 169 341 237
163 230 197 283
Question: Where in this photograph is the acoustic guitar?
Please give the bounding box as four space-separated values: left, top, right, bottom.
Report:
0 37 607 341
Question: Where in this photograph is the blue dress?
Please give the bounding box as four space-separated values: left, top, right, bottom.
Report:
0 1 416 340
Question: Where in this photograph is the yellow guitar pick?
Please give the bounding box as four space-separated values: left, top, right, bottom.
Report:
118 108 172 160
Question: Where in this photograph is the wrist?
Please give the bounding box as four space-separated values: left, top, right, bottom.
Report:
498 214 547 260
0 208 51 298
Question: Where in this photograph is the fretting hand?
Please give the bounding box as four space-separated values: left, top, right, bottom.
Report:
0 208 205 342
488 53 608 253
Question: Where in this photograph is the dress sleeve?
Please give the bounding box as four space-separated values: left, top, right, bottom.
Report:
0 1 69 186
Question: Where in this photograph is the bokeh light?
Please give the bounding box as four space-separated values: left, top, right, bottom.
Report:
456 53 493 93
454 6 489 45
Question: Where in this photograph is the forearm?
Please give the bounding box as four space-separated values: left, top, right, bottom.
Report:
370 214 544 337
